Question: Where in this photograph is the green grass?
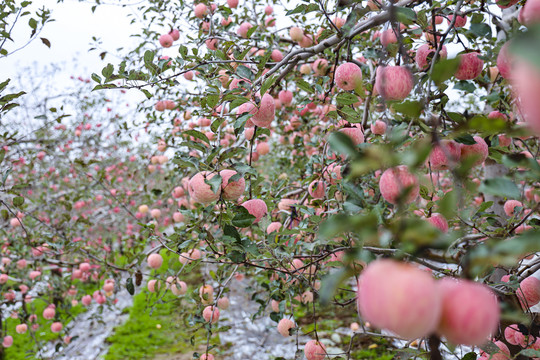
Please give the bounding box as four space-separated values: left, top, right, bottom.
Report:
350 348 395 360
104 251 220 360
103 291 185 360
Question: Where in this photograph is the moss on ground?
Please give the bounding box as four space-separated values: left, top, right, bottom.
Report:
350 347 395 360
104 252 221 360
104 290 186 360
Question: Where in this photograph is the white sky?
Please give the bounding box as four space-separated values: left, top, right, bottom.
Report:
3 0 142 81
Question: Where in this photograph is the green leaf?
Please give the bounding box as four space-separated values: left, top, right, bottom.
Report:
172 157 197 169
256 49 272 70
260 75 277 96
229 97 249 111
479 178 520 199
286 4 307 15
233 163 257 176
461 352 477 360
393 349 423 360
509 25 540 72
342 8 369 34
234 113 250 133
431 58 460 85
491 230 540 262
467 115 507 134
204 174 222 194
337 107 361 123
471 13 484 24
296 79 314 93
184 129 210 144
236 65 253 81
92 84 117 90
29 18 37 29
140 89 152 99
223 224 241 242
454 134 476 145
519 349 540 357
215 49 228 60
211 117 225 133
391 100 423 117
454 80 476 93
232 206 255 228
91 73 102 84
13 196 24 207
317 29 334 41
126 277 135 295
476 201 494 214
206 94 220 109
336 93 359 106
502 153 540 175
479 341 501 355
246 25 257 38
236 46 251 61
143 50 154 64
468 23 492 38
0 79 10 93
0 91 26 103
178 45 188 58
101 63 114 80
395 7 416 24
437 190 457 219
419 185 430 201
328 131 357 157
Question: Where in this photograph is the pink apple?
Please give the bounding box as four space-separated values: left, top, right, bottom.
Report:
375 66 414 101
427 140 461 170
460 136 488 166
194 3 208 18
437 278 499 346
335 62 363 91
379 165 419 204
220 169 245 201
278 90 293 105
188 171 221 204
241 199 267 223
357 259 441 340
159 34 173 48
290 27 304 42
455 52 484 80
237 22 253 38
304 340 326 360
415 44 447 70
